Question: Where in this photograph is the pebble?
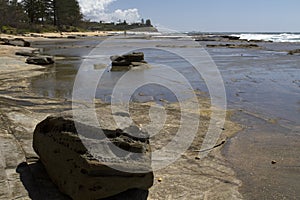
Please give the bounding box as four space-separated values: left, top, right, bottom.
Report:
271 160 277 164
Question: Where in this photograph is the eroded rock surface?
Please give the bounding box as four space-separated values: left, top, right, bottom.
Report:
26 56 55 65
110 52 148 71
1 38 31 47
33 113 153 200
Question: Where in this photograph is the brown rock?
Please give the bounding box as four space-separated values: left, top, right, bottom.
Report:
288 49 300 55
33 112 153 200
123 52 145 62
26 56 55 65
110 52 147 71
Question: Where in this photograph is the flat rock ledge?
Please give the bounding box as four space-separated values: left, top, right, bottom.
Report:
0 37 31 47
33 112 153 200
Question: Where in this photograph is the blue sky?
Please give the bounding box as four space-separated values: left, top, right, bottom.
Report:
80 0 300 32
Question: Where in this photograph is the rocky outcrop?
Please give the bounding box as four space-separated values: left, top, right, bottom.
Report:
194 35 240 42
67 36 77 39
220 35 240 40
1 38 31 47
206 43 260 49
110 52 149 71
14 47 54 65
33 112 153 200
288 49 300 55
26 56 55 65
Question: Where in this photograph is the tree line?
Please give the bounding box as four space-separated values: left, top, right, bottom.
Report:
0 0 154 33
1 0 82 33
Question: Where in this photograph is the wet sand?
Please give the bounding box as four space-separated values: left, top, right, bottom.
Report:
224 110 300 199
203 40 300 199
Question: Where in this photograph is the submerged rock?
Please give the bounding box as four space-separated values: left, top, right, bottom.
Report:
110 52 148 71
26 56 55 65
33 112 153 200
67 36 77 39
288 49 300 55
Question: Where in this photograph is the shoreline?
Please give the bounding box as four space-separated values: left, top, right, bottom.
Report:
0 37 244 199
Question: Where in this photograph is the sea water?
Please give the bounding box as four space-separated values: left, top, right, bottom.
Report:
231 32 300 43
30 34 300 129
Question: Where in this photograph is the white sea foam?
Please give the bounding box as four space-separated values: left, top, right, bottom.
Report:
231 33 300 43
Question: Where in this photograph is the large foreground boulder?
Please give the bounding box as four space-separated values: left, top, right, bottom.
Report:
110 52 148 71
33 112 153 200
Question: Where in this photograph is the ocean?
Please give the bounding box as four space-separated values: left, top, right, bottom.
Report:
231 33 300 42
30 33 300 128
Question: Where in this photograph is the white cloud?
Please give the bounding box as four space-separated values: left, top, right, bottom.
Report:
77 0 141 23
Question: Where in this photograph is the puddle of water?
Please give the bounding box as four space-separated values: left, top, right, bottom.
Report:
30 39 207 103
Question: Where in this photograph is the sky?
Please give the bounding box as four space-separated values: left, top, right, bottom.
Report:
77 0 300 32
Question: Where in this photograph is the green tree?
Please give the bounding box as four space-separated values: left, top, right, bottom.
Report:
145 19 152 26
54 0 82 27
22 0 37 23
0 0 9 27
21 0 82 27
0 0 26 29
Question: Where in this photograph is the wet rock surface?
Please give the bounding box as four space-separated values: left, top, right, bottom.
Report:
206 43 260 49
110 52 148 71
26 56 55 65
288 49 300 55
33 113 153 200
1 38 31 47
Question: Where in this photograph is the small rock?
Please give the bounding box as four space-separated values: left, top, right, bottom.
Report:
157 178 163 182
288 49 300 55
26 56 55 65
271 160 277 164
110 52 148 71
123 52 145 62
